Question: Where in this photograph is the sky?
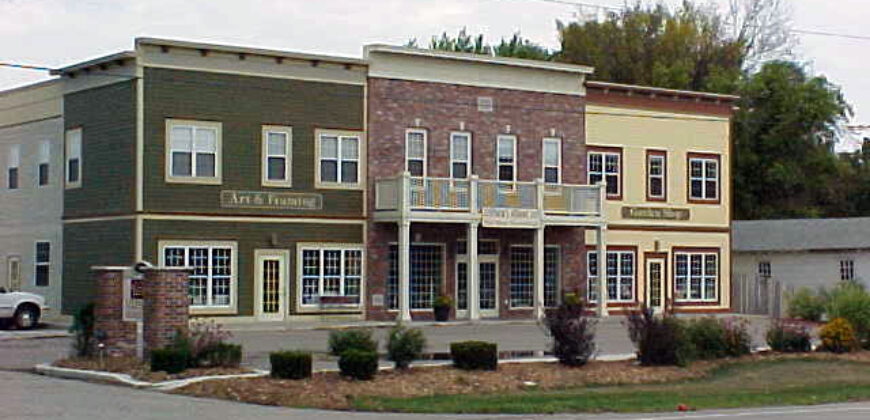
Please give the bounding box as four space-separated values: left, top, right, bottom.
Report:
1 0 868 122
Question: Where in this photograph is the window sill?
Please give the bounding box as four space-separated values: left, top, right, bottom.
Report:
190 306 237 316
166 176 223 186
315 182 363 191
261 181 293 189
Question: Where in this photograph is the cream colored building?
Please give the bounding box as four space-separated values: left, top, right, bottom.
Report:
584 81 737 314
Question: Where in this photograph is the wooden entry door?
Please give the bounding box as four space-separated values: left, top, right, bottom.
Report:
255 250 288 321
646 257 666 313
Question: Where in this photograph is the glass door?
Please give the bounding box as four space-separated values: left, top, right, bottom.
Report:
255 250 286 321
647 258 665 313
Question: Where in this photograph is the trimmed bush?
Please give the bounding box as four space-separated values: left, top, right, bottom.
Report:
270 351 312 380
766 321 812 353
787 287 825 322
543 296 596 366
685 317 728 360
387 324 426 370
328 329 378 356
626 307 691 366
338 349 379 380
721 318 752 357
820 317 859 353
823 282 870 347
150 347 191 374
450 341 498 371
199 342 243 368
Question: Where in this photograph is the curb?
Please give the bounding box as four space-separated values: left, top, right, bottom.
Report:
34 363 269 390
0 331 72 341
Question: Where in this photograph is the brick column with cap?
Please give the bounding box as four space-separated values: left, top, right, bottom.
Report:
143 267 190 355
92 266 137 358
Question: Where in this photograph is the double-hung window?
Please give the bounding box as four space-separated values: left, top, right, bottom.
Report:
450 132 470 180
166 120 221 183
7 145 19 190
497 135 516 184
162 242 236 311
587 250 634 303
840 259 855 281
688 154 719 202
587 148 621 198
675 251 718 302
758 261 772 279
318 131 361 187
35 242 50 287
647 150 666 200
542 137 561 184
262 126 292 187
406 129 426 177
299 245 364 307
37 141 50 187
65 129 82 188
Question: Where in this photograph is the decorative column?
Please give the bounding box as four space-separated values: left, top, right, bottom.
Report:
92 266 137 358
468 222 480 321
143 267 190 355
534 178 546 319
398 220 412 322
597 224 608 318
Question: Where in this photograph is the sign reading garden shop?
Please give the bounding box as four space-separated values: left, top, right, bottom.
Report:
621 206 690 221
220 190 323 210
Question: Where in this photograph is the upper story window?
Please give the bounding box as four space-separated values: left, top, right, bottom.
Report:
588 147 621 199
542 137 562 184
65 128 82 188
261 126 292 188
647 150 666 201
758 261 772 279
688 153 720 203
450 132 470 180
165 119 222 184
406 129 426 177
37 141 50 187
35 242 50 287
840 259 855 281
6 144 19 190
317 129 362 189
497 135 516 183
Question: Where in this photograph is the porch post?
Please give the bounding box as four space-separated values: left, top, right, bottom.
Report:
398 220 412 322
534 225 545 319
596 224 608 318
468 222 480 321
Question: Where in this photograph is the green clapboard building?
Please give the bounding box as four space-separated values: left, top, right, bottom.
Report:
59 38 368 322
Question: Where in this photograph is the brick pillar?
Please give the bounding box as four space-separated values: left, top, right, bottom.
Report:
93 267 137 358
143 268 190 355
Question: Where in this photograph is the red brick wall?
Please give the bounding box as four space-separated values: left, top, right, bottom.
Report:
366 78 587 321
93 269 137 357
143 269 189 354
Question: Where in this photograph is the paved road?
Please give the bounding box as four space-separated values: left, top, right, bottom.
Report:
3 370 870 420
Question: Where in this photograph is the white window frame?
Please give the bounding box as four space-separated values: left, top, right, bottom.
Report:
315 129 364 189
37 141 50 188
674 251 718 302
497 134 517 185
840 259 856 281
542 137 562 185
758 261 772 279
587 150 621 198
386 242 446 311
7 144 20 190
164 119 222 185
688 156 719 201
647 152 666 200
34 241 50 287
586 250 635 303
296 243 365 311
261 125 293 188
159 240 238 315
449 131 471 181
406 128 427 178
509 245 534 309
65 129 82 189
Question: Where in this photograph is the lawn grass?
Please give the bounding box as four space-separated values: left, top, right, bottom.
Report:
353 358 870 414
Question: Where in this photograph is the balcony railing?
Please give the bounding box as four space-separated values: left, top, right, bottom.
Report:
375 173 604 220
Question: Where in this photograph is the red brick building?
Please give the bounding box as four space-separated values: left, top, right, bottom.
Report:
364 46 607 321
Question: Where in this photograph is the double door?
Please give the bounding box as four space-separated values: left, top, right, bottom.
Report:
456 256 499 318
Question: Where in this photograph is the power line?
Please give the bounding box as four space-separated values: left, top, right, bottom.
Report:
0 62 54 72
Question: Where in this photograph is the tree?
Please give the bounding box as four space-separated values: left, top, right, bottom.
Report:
493 33 551 60
725 0 797 70
406 29 551 60
733 61 852 219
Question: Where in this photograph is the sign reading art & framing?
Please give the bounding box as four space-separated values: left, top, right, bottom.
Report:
220 190 323 211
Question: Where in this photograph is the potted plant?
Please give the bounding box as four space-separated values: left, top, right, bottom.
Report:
433 295 452 322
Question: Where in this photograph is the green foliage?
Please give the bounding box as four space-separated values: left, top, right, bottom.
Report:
685 317 728 359
150 347 191 374
787 288 826 322
409 28 551 60
338 349 379 380
69 303 95 358
199 342 242 368
450 341 498 371
428 28 491 55
158 322 241 371
721 318 752 357
387 324 426 370
822 282 870 346
542 298 596 366
270 351 312 380
820 318 859 353
493 33 551 60
626 308 691 366
766 321 812 353
328 328 378 356
433 295 452 309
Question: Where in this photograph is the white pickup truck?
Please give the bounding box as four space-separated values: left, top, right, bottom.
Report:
0 288 46 329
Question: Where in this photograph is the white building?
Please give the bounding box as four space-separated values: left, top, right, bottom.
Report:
0 80 64 312
733 218 870 291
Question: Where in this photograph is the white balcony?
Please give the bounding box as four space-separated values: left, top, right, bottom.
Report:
374 173 605 227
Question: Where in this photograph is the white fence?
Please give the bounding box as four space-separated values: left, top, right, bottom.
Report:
732 275 793 318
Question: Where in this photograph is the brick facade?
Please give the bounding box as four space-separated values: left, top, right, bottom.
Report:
143 268 190 354
93 268 137 357
366 78 588 320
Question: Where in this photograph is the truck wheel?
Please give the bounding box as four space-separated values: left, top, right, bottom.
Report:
14 305 39 330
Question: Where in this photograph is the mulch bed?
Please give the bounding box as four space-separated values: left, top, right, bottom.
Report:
53 357 254 383
174 351 870 411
